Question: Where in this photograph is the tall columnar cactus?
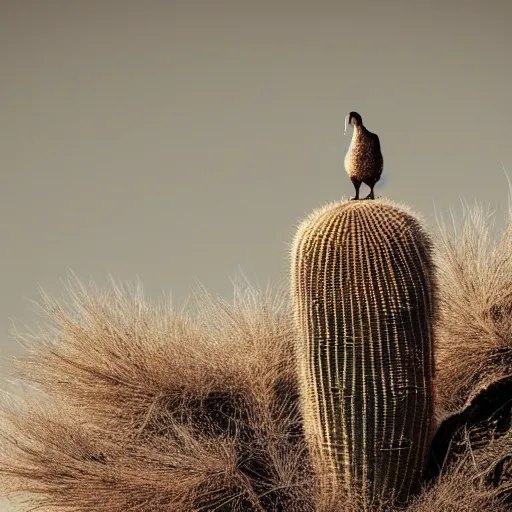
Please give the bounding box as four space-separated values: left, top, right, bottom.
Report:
291 199 437 508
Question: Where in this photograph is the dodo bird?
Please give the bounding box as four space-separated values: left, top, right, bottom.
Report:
344 111 383 200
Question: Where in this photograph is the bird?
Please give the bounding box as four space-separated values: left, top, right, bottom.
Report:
343 111 383 200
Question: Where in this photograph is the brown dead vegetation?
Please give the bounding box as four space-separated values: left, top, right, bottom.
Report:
0 200 511 511
435 202 512 417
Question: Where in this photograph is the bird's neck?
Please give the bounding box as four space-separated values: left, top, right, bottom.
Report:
352 125 364 139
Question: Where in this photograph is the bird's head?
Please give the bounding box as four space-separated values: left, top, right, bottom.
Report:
344 111 363 135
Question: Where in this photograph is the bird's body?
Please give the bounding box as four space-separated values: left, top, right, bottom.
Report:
344 112 383 200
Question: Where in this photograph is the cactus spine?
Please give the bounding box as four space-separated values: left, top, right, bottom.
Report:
291 199 436 507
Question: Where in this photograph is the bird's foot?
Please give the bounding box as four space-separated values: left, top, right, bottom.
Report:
350 196 360 201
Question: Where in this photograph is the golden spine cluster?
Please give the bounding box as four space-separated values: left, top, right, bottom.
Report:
291 200 436 507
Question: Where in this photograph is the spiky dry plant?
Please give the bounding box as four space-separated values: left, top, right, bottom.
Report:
435 200 512 415
414 418 512 512
0 277 313 511
424 199 512 496
0 198 511 511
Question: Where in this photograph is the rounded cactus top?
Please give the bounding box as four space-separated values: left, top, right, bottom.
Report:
292 198 433 262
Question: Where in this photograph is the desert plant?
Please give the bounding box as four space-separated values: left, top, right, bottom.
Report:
0 277 313 512
423 200 512 496
290 199 437 509
435 201 512 416
0 199 511 511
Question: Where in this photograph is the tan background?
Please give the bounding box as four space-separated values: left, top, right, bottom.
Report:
1 0 512 383
0 0 511 508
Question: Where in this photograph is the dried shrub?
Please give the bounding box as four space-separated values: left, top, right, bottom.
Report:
1 197 512 510
435 201 512 417
0 277 313 511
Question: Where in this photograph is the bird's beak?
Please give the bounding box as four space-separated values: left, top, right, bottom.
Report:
344 114 350 136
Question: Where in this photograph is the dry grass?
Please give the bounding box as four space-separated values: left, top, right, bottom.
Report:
435 201 512 416
0 199 511 511
0 277 314 511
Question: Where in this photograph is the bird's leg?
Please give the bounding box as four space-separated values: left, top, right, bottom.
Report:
350 177 361 200
363 181 375 200
363 188 375 200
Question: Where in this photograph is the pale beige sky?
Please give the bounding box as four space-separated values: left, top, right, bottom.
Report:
1 0 511 366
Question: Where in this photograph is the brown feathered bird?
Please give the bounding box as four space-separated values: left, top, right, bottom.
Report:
344 111 383 200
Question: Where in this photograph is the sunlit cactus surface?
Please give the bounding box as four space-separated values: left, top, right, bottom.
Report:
291 199 437 507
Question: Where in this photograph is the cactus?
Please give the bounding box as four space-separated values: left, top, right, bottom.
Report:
290 199 437 508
